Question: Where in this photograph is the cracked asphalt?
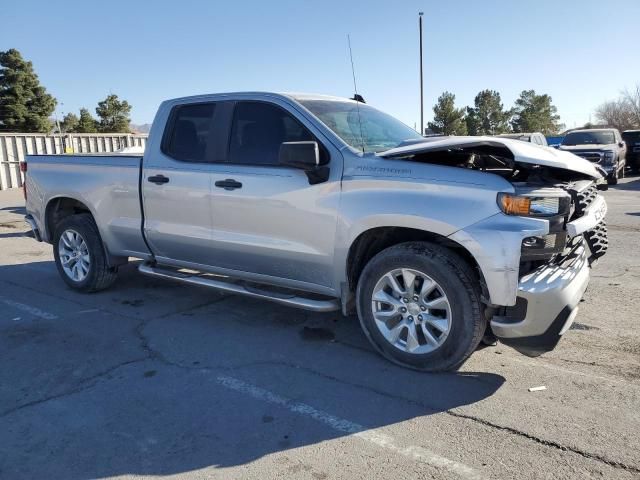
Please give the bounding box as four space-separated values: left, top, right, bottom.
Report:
1 177 639 480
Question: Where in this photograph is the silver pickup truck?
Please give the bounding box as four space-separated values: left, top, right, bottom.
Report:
23 92 609 371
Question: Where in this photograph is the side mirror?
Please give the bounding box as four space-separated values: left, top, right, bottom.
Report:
279 141 319 169
619 142 625 148
279 141 329 185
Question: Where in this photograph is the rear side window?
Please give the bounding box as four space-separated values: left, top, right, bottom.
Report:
163 103 216 162
229 102 314 166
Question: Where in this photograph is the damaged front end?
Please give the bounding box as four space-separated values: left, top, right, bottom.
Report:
380 137 609 356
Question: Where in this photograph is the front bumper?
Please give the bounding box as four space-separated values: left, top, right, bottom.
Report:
491 242 590 356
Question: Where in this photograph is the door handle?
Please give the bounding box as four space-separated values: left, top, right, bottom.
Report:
148 175 170 185
215 179 243 190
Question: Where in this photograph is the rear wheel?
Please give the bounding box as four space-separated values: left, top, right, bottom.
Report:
53 214 118 292
356 242 485 372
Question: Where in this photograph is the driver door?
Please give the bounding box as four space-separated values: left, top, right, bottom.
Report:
204 99 343 293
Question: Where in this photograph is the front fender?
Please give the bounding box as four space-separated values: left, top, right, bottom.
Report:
333 169 513 291
449 213 548 306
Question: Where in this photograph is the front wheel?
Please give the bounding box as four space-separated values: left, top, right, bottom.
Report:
53 214 118 292
608 164 619 185
356 242 485 372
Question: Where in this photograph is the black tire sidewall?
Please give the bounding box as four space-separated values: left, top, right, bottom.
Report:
356 243 482 371
53 215 108 292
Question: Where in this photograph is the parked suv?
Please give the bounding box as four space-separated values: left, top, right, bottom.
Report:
622 130 640 173
23 92 608 371
559 128 626 184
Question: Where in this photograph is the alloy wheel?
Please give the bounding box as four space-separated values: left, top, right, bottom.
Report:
371 268 452 354
58 229 91 282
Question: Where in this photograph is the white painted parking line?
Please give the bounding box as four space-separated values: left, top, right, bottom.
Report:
0 296 58 320
217 375 485 480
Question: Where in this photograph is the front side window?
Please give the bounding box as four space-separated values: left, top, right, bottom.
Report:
623 131 640 143
229 102 314 165
297 99 423 153
164 103 216 162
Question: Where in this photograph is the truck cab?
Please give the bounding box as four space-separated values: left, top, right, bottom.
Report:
559 128 626 184
622 130 640 173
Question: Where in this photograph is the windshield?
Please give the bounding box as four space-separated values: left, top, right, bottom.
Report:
561 131 615 146
622 131 640 143
297 99 423 153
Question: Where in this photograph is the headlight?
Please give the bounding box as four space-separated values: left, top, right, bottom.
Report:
603 151 615 162
497 193 566 216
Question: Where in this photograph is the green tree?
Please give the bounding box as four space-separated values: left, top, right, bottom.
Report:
465 90 510 135
427 91 467 135
0 48 56 132
60 112 79 133
511 90 562 134
96 94 131 133
76 108 98 133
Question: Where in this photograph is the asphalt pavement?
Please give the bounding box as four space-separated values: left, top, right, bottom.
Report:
1 177 639 480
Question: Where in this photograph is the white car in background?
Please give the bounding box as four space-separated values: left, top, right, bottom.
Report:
496 132 548 147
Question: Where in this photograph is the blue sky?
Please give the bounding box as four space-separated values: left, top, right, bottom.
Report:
3 0 639 129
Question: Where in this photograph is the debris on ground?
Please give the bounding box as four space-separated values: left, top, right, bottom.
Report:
528 386 547 392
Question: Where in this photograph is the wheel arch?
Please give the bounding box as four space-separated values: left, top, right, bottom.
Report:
45 196 127 267
45 196 94 242
345 226 489 307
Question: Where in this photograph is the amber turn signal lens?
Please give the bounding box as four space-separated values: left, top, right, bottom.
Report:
498 193 531 216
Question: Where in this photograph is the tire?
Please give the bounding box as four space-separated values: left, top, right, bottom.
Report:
53 213 118 292
608 164 619 185
356 242 485 372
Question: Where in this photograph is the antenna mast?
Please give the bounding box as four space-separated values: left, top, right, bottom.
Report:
419 12 424 135
347 34 365 153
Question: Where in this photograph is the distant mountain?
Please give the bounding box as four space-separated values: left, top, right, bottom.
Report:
130 123 151 134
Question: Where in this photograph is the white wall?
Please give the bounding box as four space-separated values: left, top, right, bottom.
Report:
0 133 148 190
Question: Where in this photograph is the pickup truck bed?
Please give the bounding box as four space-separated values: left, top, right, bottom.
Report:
25 154 149 259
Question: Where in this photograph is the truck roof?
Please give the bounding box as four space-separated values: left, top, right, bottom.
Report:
496 133 538 138
163 92 355 105
568 128 618 133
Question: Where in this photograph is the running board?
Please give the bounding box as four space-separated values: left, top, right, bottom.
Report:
138 263 340 312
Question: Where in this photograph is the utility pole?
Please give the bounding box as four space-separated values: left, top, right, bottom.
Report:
419 12 424 135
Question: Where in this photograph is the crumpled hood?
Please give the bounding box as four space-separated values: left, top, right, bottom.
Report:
379 136 602 180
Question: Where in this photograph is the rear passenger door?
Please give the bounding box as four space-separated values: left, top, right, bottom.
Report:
142 101 229 266
206 99 343 294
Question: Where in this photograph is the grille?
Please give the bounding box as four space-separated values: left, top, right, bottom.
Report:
585 221 608 259
569 183 608 259
573 152 603 163
574 184 598 217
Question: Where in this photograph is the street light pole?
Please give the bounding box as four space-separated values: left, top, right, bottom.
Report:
419 12 424 135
